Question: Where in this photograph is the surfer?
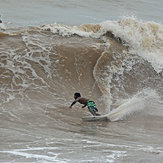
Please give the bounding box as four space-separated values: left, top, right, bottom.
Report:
69 92 100 116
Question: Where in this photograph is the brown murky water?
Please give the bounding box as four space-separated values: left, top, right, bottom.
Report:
0 1 163 162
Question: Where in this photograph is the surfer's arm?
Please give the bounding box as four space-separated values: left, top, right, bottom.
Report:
69 100 78 109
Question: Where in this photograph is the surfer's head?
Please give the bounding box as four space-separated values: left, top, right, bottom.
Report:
74 92 81 99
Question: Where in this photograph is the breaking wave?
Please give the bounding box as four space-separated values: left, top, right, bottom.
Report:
0 17 163 122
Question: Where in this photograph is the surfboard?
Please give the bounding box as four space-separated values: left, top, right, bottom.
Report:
82 115 110 122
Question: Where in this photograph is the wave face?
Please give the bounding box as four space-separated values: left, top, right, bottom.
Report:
0 17 163 162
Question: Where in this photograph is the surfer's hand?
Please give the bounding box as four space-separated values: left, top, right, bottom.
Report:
82 106 85 108
69 106 72 109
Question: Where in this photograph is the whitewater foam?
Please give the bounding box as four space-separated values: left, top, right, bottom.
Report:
100 17 163 73
41 17 163 73
0 23 6 30
41 23 101 38
107 89 162 121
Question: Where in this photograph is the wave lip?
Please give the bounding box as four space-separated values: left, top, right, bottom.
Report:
41 17 163 73
99 17 163 73
41 23 102 38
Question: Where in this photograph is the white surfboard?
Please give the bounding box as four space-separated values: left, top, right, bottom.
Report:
82 115 110 122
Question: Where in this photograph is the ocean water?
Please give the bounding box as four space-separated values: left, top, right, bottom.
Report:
0 0 163 162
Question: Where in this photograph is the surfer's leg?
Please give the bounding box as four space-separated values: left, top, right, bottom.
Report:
88 106 100 116
93 107 100 116
89 109 96 116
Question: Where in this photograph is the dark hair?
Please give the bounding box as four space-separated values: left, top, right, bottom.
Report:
74 92 81 99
